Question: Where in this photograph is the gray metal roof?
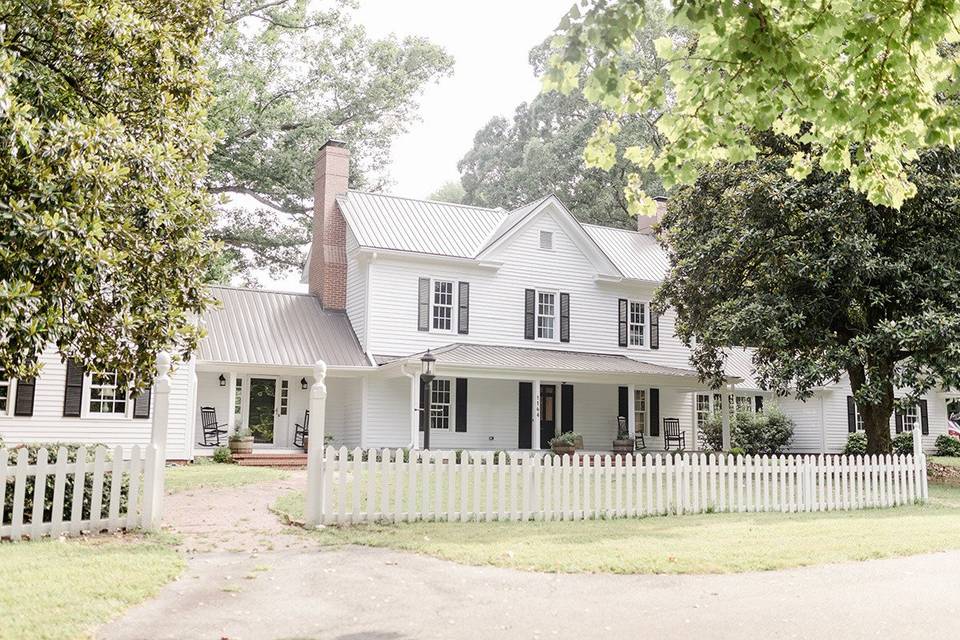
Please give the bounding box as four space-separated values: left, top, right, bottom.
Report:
377 343 700 378
336 190 669 282
197 287 370 368
582 224 669 282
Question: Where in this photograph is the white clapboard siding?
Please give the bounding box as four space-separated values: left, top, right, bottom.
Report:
0 444 158 541
316 447 928 525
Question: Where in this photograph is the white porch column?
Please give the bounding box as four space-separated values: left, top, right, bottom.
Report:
305 360 328 527
720 384 732 451
627 384 636 438
409 372 421 450
144 352 170 531
532 379 541 450
226 372 237 436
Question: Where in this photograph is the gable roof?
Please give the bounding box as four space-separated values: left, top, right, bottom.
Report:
582 224 669 282
197 286 370 368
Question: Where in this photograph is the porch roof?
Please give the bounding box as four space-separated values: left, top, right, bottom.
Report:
375 343 710 380
197 286 371 368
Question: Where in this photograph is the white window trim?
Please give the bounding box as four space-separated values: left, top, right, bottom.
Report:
429 277 457 335
627 299 647 349
429 378 454 431
0 377 14 417
535 289 559 342
82 371 132 419
902 404 919 431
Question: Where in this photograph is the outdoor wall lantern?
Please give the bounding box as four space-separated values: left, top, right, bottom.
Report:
219 374 226 387
420 349 436 450
300 377 308 390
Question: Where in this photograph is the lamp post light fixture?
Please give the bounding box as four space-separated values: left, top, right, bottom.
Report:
420 350 436 450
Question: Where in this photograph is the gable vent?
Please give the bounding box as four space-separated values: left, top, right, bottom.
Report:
539 230 553 250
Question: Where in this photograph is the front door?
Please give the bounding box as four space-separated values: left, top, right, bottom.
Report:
540 384 556 449
248 377 277 445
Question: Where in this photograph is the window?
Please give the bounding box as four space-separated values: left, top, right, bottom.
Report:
628 301 646 347
735 396 754 412
279 380 289 416
854 403 864 431
88 371 127 415
431 280 454 331
634 388 647 435
696 393 713 431
539 230 554 250
536 291 556 340
0 375 9 414
902 404 919 431
430 379 452 430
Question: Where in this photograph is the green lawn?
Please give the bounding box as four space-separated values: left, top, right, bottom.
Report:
165 461 287 494
274 482 960 575
0 535 182 640
930 456 960 468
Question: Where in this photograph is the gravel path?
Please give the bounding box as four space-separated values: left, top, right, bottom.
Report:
97 471 960 639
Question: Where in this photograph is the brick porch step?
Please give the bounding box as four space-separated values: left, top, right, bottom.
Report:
233 453 308 469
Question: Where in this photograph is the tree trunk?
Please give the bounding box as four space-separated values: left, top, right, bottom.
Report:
848 363 895 455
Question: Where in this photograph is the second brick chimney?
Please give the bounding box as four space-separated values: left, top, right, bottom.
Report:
637 195 668 234
309 140 349 310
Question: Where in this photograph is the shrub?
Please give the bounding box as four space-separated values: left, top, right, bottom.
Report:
729 446 745 457
935 434 960 457
548 431 581 448
3 443 130 526
843 432 868 455
228 427 252 442
891 431 915 456
699 407 794 455
211 446 233 464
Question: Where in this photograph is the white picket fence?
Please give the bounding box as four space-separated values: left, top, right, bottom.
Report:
316 447 928 525
0 444 160 541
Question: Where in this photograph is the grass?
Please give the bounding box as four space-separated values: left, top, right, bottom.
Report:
165 460 287 494
0 534 183 640
274 482 960 575
930 456 960 468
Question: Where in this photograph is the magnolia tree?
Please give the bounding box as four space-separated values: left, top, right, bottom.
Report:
657 135 960 454
544 1 960 213
0 0 218 385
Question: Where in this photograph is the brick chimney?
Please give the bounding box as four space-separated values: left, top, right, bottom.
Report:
637 195 667 234
309 140 349 310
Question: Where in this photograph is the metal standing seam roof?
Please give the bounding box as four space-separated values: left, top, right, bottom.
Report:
376 343 702 378
197 286 370 367
582 224 670 282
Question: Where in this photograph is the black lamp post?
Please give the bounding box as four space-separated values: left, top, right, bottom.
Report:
420 350 436 450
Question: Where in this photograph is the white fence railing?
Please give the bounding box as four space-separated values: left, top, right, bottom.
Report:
0 444 160 541
315 447 928 525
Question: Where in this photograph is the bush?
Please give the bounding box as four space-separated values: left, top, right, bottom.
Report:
891 431 915 456
843 432 868 455
935 434 960 457
548 431 581 448
211 446 233 464
3 443 130 526
700 407 794 455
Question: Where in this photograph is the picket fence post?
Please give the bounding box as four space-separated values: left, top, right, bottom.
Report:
304 360 328 527
142 351 171 531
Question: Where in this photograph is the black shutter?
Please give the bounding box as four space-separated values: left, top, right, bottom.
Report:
650 309 660 350
455 378 467 432
133 387 152 419
419 379 429 432
13 378 36 417
418 277 430 332
649 388 660 436
920 399 929 435
518 382 532 448
561 384 574 433
618 298 628 347
458 282 470 335
754 395 764 412
524 289 536 340
63 359 85 417
846 396 857 433
618 386 629 420
559 293 570 343
895 407 903 433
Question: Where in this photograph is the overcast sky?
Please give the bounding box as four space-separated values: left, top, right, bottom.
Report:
352 0 574 199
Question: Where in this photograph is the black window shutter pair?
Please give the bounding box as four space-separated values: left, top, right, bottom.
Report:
524 289 536 340
618 300 659 349
62 359 150 418
418 278 470 334
894 400 930 436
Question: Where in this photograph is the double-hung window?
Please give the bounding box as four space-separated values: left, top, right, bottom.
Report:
628 301 646 347
430 379 452 430
431 280 455 332
88 371 128 415
902 404 919 431
735 396 754 413
695 393 713 432
634 388 647 435
536 291 556 340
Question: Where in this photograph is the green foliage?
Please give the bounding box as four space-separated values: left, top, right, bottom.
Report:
701 408 793 455
208 0 453 277
211 446 234 464
843 433 869 456
892 431 915 456
428 181 466 204
658 137 960 454
545 1 960 210
549 431 582 448
3 444 129 525
229 427 252 442
0 0 218 383
935 435 960 457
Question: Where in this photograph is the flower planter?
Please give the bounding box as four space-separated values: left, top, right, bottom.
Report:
612 438 634 455
229 436 254 456
551 444 576 457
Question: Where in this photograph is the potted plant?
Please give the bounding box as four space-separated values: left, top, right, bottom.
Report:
613 418 633 455
549 431 581 456
229 427 254 455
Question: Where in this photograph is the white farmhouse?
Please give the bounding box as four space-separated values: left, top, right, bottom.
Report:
1 141 953 460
